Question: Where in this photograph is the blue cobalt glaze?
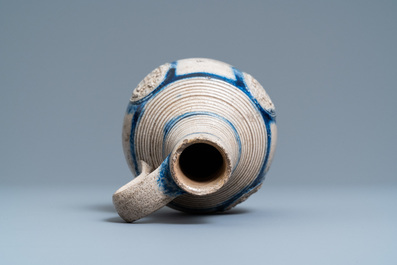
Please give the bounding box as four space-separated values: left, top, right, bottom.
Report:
162 111 242 168
126 101 137 115
156 156 186 197
126 102 145 175
127 60 276 211
130 61 275 120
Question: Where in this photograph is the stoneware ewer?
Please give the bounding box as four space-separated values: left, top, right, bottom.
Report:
113 58 277 222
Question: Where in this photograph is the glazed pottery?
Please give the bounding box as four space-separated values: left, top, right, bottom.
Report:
113 58 277 222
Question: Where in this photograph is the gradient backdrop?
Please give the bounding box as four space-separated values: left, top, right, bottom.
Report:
1 1 396 264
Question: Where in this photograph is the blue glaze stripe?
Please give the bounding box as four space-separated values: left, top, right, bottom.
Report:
126 102 144 175
162 111 242 170
130 62 276 120
156 155 185 197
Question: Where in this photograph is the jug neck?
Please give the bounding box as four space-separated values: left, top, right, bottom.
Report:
169 133 234 196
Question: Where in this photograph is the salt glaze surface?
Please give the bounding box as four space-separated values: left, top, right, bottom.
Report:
113 58 277 222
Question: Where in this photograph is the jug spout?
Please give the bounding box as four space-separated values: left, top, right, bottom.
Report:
170 134 233 196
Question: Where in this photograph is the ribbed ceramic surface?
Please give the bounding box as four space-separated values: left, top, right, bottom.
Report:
122 58 277 212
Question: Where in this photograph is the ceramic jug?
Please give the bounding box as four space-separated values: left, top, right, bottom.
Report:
113 58 277 222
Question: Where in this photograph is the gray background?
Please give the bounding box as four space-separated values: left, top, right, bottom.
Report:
1 1 396 264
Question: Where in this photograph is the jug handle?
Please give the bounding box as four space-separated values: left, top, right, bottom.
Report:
112 159 181 222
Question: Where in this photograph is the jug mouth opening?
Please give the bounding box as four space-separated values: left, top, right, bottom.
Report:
170 137 232 196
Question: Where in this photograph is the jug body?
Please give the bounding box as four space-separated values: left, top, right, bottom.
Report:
114 58 277 222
